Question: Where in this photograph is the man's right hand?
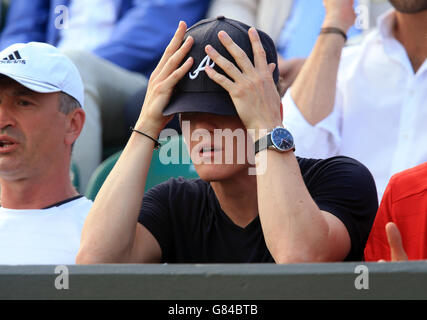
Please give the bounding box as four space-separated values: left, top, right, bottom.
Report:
322 0 356 32
135 21 194 138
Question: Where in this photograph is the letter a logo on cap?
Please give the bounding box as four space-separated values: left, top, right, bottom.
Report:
189 55 215 80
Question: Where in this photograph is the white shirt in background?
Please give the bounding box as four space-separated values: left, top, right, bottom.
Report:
282 10 427 201
0 197 92 265
57 0 116 51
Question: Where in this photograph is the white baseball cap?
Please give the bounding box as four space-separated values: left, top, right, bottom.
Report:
0 42 84 108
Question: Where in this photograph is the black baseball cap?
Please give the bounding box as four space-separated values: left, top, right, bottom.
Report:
163 16 279 116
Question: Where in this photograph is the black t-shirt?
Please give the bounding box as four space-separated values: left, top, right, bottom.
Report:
138 156 378 263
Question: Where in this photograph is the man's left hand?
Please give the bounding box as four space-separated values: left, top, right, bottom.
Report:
204 28 282 139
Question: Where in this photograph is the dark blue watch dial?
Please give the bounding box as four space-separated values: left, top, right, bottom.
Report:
272 128 294 151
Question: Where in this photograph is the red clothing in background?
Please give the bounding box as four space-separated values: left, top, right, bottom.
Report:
365 162 427 261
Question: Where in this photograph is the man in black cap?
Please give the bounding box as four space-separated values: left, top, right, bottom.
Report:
77 18 378 264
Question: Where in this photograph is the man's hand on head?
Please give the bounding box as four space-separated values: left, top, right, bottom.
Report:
135 21 194 138
204 27 282 140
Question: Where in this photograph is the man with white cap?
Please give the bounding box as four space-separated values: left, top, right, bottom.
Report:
0 42 92 265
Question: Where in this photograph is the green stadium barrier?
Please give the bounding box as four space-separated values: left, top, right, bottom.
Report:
0 261 426 299
70 161 80 193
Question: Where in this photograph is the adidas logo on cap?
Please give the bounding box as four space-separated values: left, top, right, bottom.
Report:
0 50 26 64
0 42 84 108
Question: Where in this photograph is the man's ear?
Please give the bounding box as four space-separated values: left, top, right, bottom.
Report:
280 102 283 122
65 108 85 146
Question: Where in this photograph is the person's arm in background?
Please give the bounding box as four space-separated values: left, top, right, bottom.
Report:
0 0 50 49
206 0 258 26
207 0 298 97
93 0 210 77
277 56 305 97
289 0 355 125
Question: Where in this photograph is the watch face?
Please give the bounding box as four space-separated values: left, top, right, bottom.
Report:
272 127 294 151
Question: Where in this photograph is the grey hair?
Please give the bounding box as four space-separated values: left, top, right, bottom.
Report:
58 92 81 114
58 92 82 152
